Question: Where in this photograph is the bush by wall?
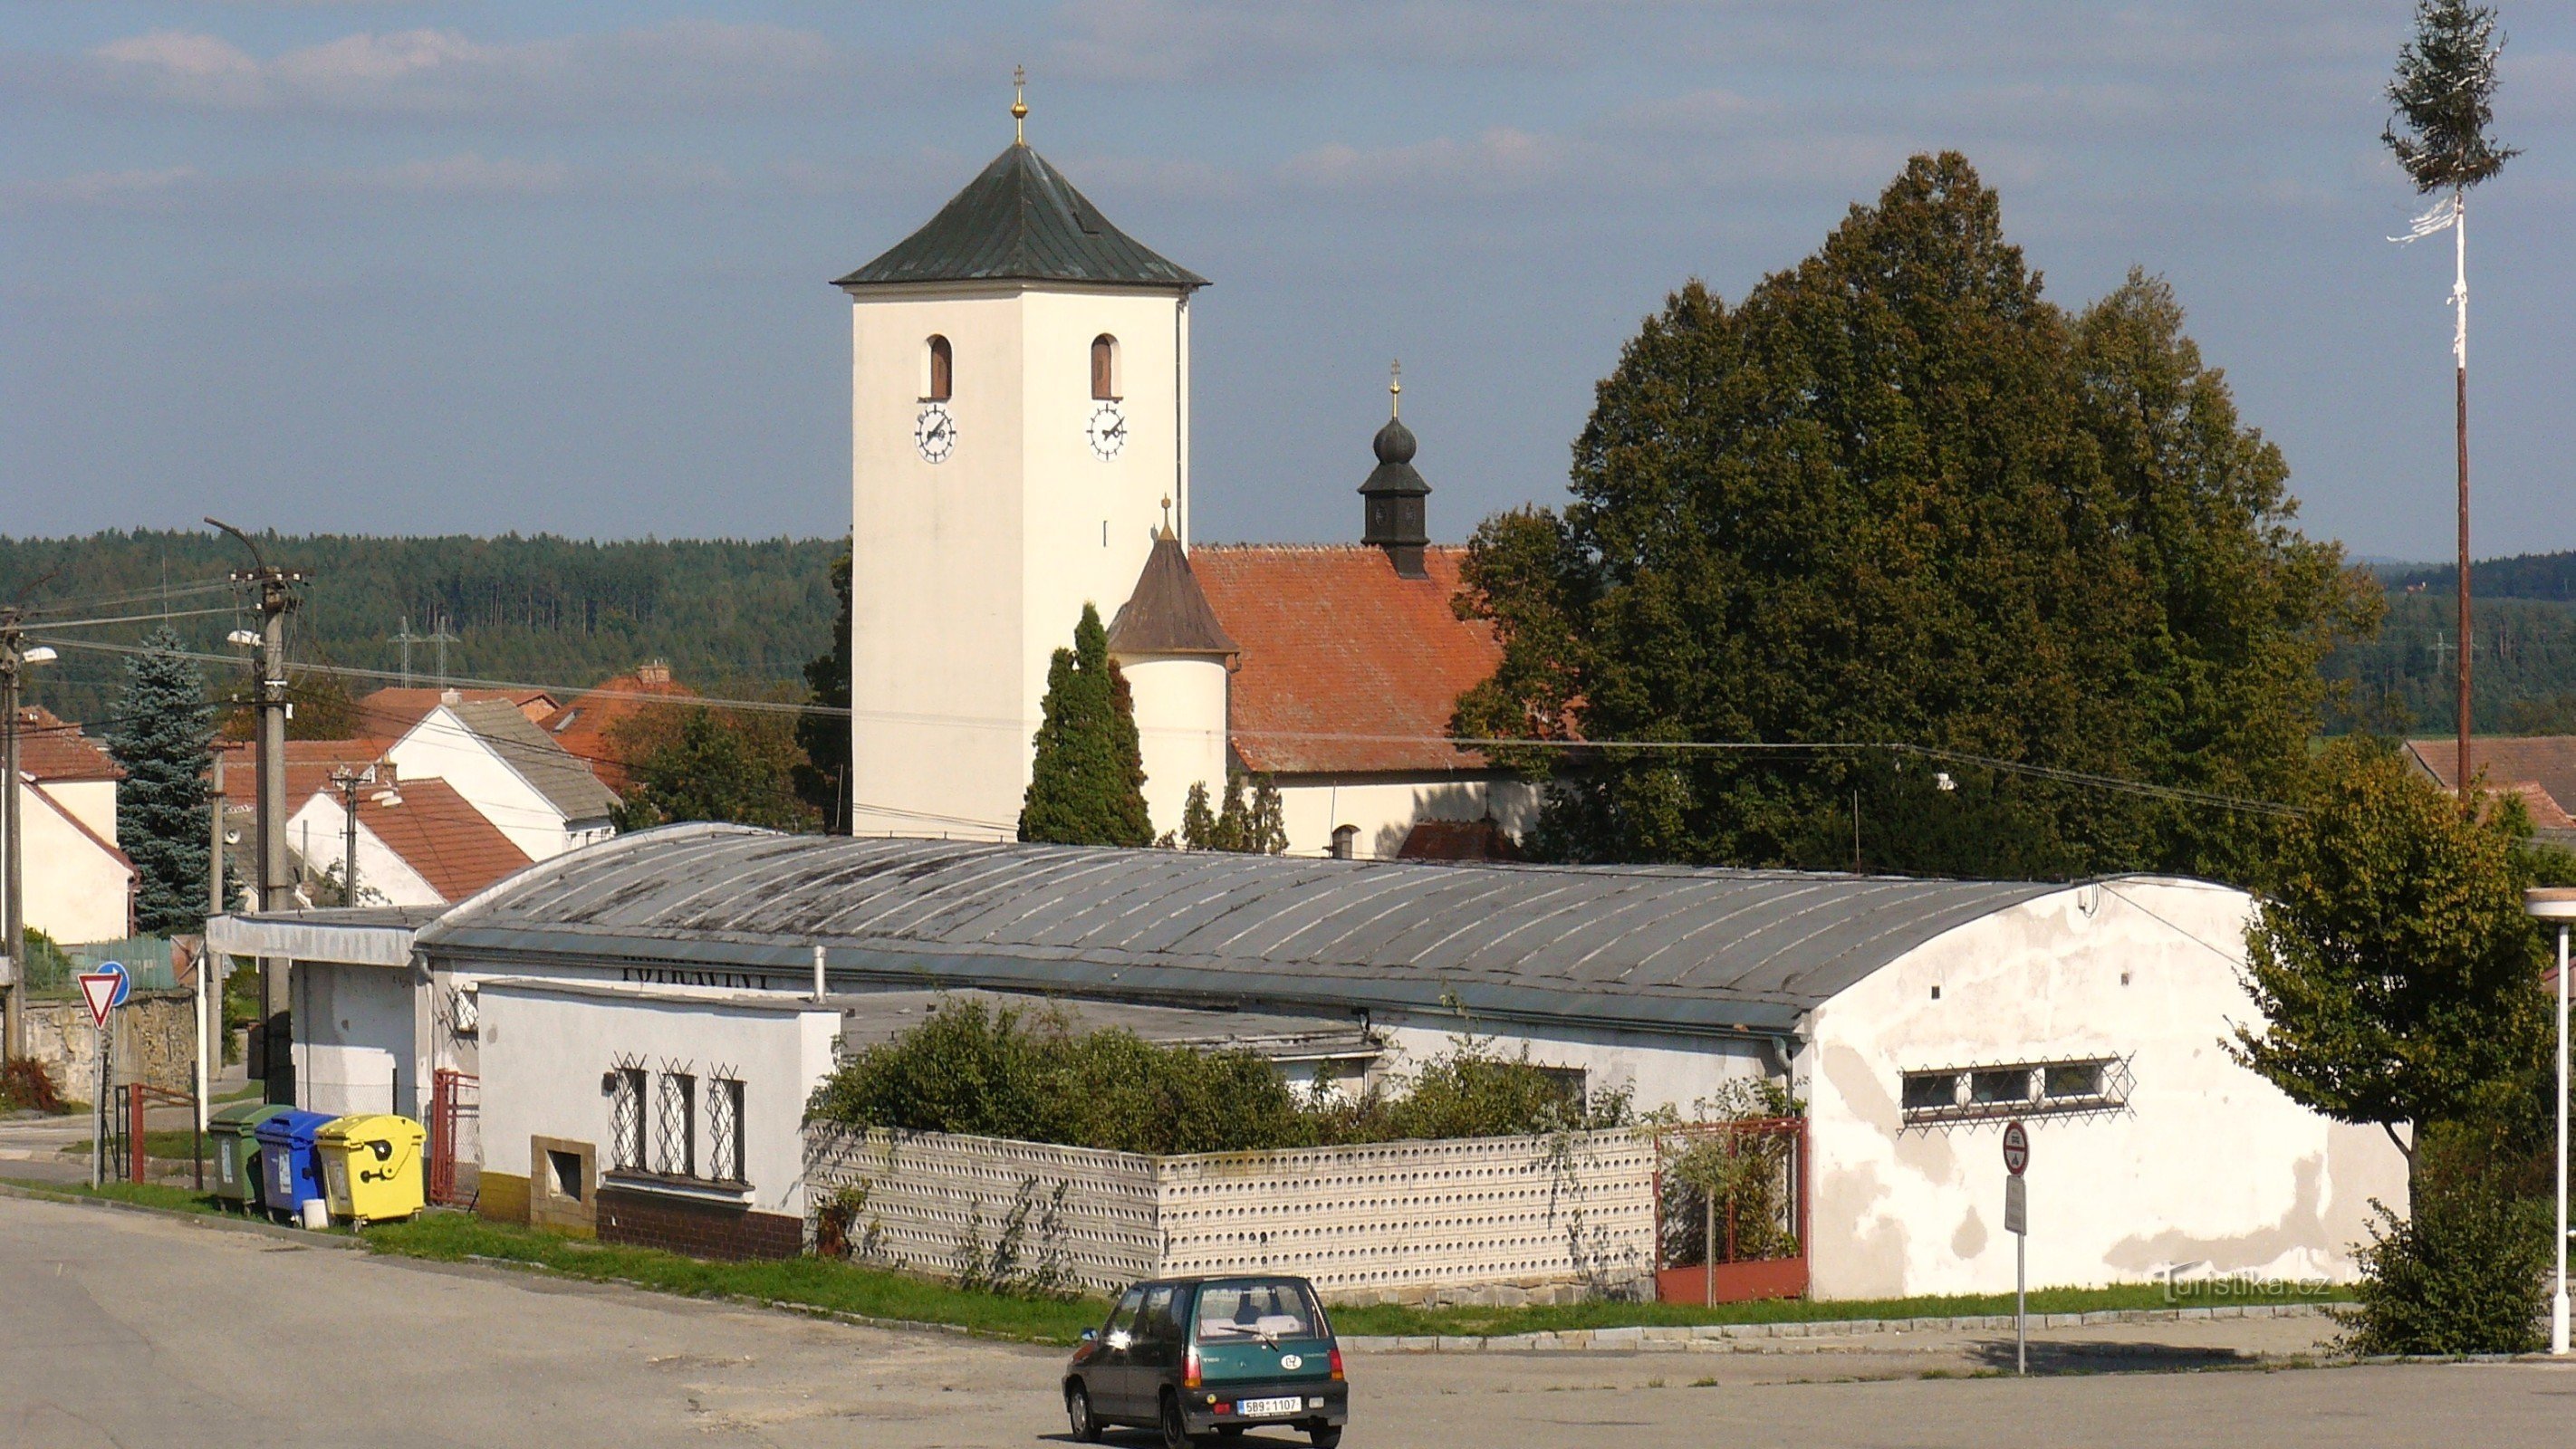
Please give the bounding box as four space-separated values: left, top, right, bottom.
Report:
2337 1167 2549 1356
804 998 1632 1154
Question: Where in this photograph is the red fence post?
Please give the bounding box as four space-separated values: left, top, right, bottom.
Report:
129 1086 148 1184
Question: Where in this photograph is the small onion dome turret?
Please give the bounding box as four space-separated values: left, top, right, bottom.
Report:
1360 363 1430 578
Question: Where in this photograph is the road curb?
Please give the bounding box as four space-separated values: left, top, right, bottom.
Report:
0 1179 365 1251
1339 1301 2339 1354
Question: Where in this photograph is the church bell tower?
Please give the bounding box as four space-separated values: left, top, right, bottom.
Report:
834 82 1207 839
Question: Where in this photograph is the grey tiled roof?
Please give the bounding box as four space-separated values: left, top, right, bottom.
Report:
836 144 1206 291
446 698 620 824
418 826 2066 1036
1108 533 1238 657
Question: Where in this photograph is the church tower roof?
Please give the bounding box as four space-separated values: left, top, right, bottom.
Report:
1109 525 1239 657
1359 363 1431 577
836 142 1208 292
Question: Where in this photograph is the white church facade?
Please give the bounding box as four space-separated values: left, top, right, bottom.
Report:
839 122 1534 858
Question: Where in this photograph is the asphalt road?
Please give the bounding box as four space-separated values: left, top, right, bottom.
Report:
5 1190 2574 1449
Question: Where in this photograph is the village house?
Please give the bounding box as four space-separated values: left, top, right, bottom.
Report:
4 705 134 945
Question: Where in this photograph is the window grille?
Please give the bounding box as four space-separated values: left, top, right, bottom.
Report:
655 1070 696 1178
609 1066 647 1171
707 1076 745 1185
1899 1056 2131 1127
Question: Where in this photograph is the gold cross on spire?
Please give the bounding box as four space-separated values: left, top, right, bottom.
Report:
1012 65 1028 145
1389 359 1402 418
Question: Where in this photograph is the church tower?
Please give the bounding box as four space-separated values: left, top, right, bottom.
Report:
835 86 1206 839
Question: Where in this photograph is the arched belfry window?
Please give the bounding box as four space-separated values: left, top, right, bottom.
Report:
1091 334 1120 400
924 335 953 401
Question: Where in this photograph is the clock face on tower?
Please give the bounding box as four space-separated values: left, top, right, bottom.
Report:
1086 401 1127 462
915 402 956 464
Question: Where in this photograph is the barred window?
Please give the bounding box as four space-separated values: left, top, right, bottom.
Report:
707 1077 745 1185
655 1070 696 1178
609 1067 648 1171
1900 1057 2131 1127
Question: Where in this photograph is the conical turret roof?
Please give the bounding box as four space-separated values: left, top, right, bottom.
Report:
836 143 1207 291
1108 530 1239 657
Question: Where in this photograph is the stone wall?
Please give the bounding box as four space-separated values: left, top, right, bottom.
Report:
804 1126 1658 1303
23 990 198 1100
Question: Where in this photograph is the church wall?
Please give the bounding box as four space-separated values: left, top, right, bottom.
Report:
1272 775 1543 859
1119 652 1230 840
848 286 1030 839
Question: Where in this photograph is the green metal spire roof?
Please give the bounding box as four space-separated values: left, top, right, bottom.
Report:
835 143 1207 291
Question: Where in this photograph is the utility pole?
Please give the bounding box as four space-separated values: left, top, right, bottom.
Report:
2 615 27 1063
208 518 305 1106
427 615 459 685
207 753 226 1090
393 616 422 687
329 764 373 906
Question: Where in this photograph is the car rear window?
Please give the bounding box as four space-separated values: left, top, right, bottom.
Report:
1193 1281 1325 1343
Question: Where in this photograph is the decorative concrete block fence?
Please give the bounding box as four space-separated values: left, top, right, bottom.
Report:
803 1125 1658 1302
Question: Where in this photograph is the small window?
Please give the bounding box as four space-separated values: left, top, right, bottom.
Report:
707 1077 745 1184
655 1070 697 1177
1970 1068 2033 1105
547 1148 586 1203
925 335 953 401
609 1066 647 1170
1900 1071 1959 1112
1090 333 1119 399
2043 1062 2106 1100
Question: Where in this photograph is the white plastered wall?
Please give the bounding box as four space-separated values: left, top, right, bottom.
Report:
386 707 571 862
293 958 422 1117
43 779 119 843
845 281 1188 840
1373 1012 1774 1118
1117 653 1228 840
476 983 841 1218
284 792 443 907
5 781 133 945
1801 877 2408 1300
1273 776 1543 859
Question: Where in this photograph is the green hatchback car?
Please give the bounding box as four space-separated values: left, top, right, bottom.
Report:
1064 1275 1348 1447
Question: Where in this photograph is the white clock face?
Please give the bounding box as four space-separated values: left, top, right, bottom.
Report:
1086 401 1127 461
915 402 956 464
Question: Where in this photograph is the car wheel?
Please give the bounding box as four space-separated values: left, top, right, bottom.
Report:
1066 1383 1101 1444
1309 1427 1342 1449
1159 1390 1194 1449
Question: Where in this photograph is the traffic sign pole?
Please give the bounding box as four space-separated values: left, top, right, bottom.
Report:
79 966 124 1190
2004 1120 2031 1377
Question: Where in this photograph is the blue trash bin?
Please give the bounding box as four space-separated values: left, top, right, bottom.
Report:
253 1110 338 1223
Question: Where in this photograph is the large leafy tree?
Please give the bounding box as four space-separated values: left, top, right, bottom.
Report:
2231 739 2548 1171
1454 153 2372 878
1018 604 1152 848
108 625 218 933
610 703 814 832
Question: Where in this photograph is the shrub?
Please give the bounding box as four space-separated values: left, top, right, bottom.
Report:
806 998 1634 1153
2338 1169 2549 1356
0 1058 67 1114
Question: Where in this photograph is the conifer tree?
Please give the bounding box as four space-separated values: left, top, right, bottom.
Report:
1018 605 1152 847
108 626 217 933
1177 775 1287 854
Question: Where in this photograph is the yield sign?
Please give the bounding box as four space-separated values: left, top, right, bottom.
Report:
78 972 120 1028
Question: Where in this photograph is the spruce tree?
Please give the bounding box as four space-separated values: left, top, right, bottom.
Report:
1179 775 1288 854
108 626 217 934
1018 604 1152 847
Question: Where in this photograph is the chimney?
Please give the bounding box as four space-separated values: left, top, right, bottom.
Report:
1359 362 1430 579
638 659 672 687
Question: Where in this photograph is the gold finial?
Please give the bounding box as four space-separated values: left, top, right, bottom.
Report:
1012 65 1028 145
1158 495 1174 538
1389 359 1402 418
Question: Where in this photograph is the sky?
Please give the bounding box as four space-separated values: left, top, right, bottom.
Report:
5 2 2572 561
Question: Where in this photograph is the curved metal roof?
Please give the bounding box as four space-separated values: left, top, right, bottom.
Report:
418 826 2065 1036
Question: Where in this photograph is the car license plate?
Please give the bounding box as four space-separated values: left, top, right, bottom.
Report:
1237 1396 1302 1418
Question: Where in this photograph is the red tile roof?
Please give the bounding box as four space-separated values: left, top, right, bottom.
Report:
541 667 697 794
1191 545 1500 776
214 738 393 808
352 687 556 738
10 707 122 783
341 776 533 903
2406 737 2576 823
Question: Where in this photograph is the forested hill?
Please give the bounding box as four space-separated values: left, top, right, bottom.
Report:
0 532 841 727
2378 552 2576 600
2328 549 2576 736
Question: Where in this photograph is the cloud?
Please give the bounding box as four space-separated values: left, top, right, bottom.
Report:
67 19 851 118
1282 126 1567 196
1049 0 1569 82
7 166 206 213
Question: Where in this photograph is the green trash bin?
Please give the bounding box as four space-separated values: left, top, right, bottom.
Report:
208 1102 290 1214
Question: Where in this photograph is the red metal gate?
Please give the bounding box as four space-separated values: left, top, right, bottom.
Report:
1651 1115 1809 1304
428 1068 479 1208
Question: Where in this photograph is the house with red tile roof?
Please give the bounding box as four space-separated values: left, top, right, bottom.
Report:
538 660 696 794
284 775 533 907
5 706 136 944
2404 735 2576 849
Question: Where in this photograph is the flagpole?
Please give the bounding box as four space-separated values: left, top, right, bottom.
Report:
2454 188 2472 801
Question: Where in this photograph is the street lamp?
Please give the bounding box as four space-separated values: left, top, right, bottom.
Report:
2525 886 2576 1358
1 629 57 1062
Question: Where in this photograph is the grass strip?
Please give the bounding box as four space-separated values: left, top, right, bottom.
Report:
60 1129 211 1160
359 1213 1108 1345
5 1178 231 1216
1330 1280 2351 1339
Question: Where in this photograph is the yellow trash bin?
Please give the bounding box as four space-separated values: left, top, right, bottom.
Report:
316 1114 428 1224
